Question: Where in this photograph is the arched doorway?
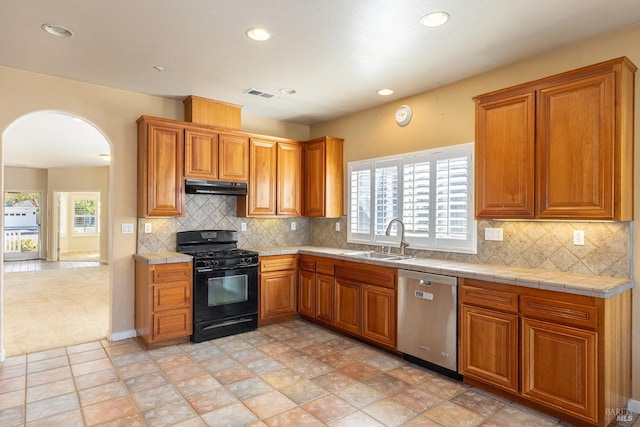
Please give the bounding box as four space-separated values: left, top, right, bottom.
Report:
1 110 112 356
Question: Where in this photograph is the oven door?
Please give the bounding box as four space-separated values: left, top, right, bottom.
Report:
193 265 258 324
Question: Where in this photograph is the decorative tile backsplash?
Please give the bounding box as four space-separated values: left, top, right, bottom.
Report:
137 194 309 253
137 195 630 279
310 217 631 278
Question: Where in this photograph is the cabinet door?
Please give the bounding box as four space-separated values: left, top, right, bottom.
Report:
316 274 334 324
362 285 396 348
153 308 192 342
522 318 597 423
475 91 535 218
184 127 218 180
138 120 185 217
219 133 249 182
304 139 326 217
260 270 297 320
277 141 303 216
298 269 316 317
537 73 614 219
248 139 277 216
460 304 519 393
334 278 361 335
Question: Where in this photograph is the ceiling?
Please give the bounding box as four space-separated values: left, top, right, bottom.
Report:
1 0 640 168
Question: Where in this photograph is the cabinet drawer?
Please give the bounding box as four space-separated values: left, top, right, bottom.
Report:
299 256 316 271
153 282 191 312
260 255 298 272
153 308 192 341
316 259 334 275
152 263 191 283
521 296 597 329
335 262 395 289
460 284 518 313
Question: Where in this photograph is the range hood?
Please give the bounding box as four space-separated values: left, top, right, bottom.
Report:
185 179 248 196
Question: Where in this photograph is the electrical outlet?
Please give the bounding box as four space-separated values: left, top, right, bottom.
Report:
291 222 297 231
144 223 152 234
335 222 341 232
484 227 503 241
241 222 247 232
574 230 585 246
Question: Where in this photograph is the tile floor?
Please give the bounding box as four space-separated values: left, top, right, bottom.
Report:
1 319 638 427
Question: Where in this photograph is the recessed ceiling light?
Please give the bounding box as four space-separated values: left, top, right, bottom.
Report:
420 12 450 27
245 27 271 41
41 23 73 37
377 89 394 96
279 88 297 95
153 65 166 72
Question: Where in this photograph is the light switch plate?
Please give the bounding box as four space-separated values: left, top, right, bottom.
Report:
121 223 134 234
485 227 503 241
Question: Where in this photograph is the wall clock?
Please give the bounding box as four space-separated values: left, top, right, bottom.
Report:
395 104 413 126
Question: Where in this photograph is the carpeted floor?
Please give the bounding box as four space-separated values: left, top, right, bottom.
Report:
3 265 109 356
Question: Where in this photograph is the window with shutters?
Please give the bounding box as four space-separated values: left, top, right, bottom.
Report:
347 142 476 254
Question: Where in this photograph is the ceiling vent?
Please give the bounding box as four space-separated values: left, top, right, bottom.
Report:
243 88 277 99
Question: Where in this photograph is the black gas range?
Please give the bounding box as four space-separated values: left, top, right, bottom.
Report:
176 230 259 342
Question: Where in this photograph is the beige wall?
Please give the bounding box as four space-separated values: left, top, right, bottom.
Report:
0 66 310 353
311 24 640 403
47 168 109 262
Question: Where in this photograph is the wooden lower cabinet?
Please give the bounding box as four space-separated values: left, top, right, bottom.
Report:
334 278 361 335
298 268 315 317
460 304 518 393
522 318 597 422
362 284 395 348
459 278 631 427
259 255 298 325
315 274 334 324
135 260 192 349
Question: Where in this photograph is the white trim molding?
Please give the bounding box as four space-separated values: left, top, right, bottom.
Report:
109 329 136 342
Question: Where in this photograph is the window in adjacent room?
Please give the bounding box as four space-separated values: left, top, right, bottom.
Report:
347 142 476 254
72 194 100 235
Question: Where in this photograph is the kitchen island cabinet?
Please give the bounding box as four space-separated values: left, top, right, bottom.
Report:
475 57 636 220
133 254 193 349
459 277 631 427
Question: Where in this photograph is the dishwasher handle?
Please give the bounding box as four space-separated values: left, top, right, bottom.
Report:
398 269 457 287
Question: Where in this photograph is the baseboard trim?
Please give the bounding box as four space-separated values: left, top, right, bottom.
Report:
109 329 137 342
628 398 640 414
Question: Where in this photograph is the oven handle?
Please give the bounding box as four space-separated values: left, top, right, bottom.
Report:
202 317 255 330
196 267 214 273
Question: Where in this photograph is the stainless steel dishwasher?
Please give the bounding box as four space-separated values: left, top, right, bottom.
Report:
397 269 459 376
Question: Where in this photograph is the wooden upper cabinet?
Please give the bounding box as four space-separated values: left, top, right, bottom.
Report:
137 117 185 217
247 138 278 216
474 57 636 221
475 91 535 218
304 136 344 218
184 127 218 180
537 72 614 219
277 141 303 216
218 133 249 182
239 139 302 217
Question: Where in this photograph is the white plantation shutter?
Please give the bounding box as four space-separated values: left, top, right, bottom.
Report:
348 143 476 253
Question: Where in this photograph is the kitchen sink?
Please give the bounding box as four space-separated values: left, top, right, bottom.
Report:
341 250 409 261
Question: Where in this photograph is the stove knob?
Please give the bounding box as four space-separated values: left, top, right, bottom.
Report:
212 260 219 267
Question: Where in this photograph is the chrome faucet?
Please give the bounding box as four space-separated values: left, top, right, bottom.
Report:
385 218 409 255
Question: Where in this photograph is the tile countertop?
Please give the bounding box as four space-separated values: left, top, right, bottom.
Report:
133 252 193 265
254 246 633 299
